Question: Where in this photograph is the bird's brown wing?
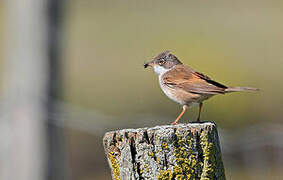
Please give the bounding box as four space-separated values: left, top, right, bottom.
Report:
162 65 227 95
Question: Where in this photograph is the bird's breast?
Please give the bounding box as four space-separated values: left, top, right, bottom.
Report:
158 74 207 105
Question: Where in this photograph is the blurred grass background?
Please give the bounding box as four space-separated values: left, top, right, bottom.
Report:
2 0 283 179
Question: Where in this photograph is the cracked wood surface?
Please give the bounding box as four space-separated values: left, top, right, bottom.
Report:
103 122 226 180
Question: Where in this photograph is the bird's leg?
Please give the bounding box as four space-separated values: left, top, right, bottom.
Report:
196 102 203 122
171 105 188 125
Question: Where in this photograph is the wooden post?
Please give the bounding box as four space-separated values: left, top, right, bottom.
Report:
103 122 225 180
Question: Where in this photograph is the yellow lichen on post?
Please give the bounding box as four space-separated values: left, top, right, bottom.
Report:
108 152 121 180
103 122 225 180
162 142 169 150
200 129 225 180
157 169 173 180
172 132 201 179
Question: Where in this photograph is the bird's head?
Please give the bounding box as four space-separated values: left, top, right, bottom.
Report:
144 51 182 75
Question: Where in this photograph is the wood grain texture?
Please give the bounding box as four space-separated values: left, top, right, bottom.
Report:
103 122 226 180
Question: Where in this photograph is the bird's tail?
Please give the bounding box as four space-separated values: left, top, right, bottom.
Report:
225 86 259 93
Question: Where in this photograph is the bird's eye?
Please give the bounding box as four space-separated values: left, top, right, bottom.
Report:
159 59 165 65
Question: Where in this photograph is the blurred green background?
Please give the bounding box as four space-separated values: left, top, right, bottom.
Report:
2 0 283 179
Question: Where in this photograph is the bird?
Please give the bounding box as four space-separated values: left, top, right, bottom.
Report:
144 51 259 125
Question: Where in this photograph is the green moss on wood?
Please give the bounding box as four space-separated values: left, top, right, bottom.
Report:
109 152 121 180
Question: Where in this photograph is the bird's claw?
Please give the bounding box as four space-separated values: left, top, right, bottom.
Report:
171 122 178 125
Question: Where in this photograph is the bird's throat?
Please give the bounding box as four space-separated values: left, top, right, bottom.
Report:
153 65 170 75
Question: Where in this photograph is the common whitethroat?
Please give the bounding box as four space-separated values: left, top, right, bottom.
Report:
144 51 259 125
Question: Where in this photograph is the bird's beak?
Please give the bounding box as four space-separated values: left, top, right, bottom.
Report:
144 60 154 68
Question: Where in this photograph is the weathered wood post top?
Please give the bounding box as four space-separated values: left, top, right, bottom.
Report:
103 122 225 180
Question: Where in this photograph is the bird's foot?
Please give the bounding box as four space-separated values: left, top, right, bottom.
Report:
171 121 178 125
